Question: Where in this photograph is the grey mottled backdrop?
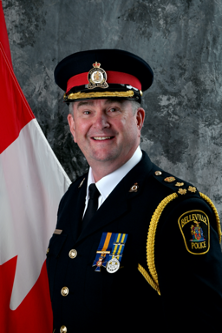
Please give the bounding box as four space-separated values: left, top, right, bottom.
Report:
3 0 222 220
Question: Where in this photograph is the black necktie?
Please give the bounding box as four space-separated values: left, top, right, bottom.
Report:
82 183 100 230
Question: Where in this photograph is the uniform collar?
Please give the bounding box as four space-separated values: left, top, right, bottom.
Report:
86 146 142 201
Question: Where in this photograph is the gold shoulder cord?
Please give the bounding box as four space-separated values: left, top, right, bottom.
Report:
138 192 221 295
200 192 221 243
138 193 178 295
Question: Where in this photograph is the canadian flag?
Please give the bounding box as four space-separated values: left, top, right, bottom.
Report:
0 2 71 331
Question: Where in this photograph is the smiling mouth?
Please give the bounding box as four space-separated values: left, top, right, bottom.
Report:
92 136 114 140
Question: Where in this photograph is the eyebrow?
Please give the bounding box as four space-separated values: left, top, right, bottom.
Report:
76 98 125 109
76 100 94 108
104 98 125 105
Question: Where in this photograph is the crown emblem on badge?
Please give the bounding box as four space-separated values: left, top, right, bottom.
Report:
93 62 101 68
87 62 109 89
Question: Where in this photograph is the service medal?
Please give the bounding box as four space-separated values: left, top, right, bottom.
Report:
93 232 128 272
106 257 120 273
96 256 104 267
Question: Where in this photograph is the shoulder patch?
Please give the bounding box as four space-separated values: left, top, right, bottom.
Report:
178 210 210 255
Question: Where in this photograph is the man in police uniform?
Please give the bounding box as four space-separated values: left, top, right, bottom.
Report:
47 49 222 333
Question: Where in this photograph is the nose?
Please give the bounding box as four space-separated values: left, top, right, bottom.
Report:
92 110 110 129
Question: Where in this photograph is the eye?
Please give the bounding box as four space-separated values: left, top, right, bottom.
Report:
108 107 119 114
83 110 91 115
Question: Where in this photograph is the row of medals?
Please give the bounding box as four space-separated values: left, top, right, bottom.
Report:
96 255 120 274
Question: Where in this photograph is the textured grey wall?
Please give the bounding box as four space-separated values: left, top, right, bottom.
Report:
3 0 222 219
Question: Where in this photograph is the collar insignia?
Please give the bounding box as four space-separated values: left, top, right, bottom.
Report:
129 183 139 192
78 178 85 188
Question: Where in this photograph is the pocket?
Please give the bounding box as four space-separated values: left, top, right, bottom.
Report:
47 233 67 258
84 263 126 314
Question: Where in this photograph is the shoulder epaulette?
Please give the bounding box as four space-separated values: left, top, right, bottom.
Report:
151 167 199 198
138 169 221 295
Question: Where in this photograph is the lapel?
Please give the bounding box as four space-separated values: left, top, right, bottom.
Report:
75 152 154 245
68 177 87 243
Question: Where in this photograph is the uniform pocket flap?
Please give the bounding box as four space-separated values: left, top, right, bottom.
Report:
47 233 68 258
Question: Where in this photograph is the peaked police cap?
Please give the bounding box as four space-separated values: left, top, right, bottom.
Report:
54 49 153 103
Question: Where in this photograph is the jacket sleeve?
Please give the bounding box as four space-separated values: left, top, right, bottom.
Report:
155 196 222 333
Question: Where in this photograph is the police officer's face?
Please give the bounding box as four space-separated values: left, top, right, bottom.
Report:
67 98 145 177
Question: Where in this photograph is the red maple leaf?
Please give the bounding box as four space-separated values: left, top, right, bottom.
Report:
0 257 53 332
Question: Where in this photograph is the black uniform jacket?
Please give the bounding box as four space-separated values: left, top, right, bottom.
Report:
47 152 222 333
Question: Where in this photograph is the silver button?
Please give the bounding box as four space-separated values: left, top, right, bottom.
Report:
60 325 67 333
155 171 162 176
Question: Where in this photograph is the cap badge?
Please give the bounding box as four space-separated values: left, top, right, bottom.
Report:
87 62 109 89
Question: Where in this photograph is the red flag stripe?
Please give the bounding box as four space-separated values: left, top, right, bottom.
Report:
0 0 12 66
0 42 35 153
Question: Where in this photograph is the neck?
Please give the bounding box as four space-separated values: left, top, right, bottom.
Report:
90 146 140 182
91 162 125 182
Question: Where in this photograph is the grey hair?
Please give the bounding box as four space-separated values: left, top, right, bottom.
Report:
69 102 75 115
130 100 141 114
68 99 141 116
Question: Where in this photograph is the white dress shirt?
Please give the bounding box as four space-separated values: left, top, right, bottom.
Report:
83 146 142 216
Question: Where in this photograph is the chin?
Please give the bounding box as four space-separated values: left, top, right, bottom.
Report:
90 151 119 163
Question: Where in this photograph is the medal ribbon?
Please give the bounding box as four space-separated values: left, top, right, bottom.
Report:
93 232 115 271
109 233 128 262
93 232 128 271
101 232 112 253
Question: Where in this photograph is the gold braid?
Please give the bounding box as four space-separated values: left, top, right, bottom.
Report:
146 193 178 295
65 90 134 100
200 192 221 243
138 264 161 295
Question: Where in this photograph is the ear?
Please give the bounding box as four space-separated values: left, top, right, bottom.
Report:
67 113 77 143
135 108 145 130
